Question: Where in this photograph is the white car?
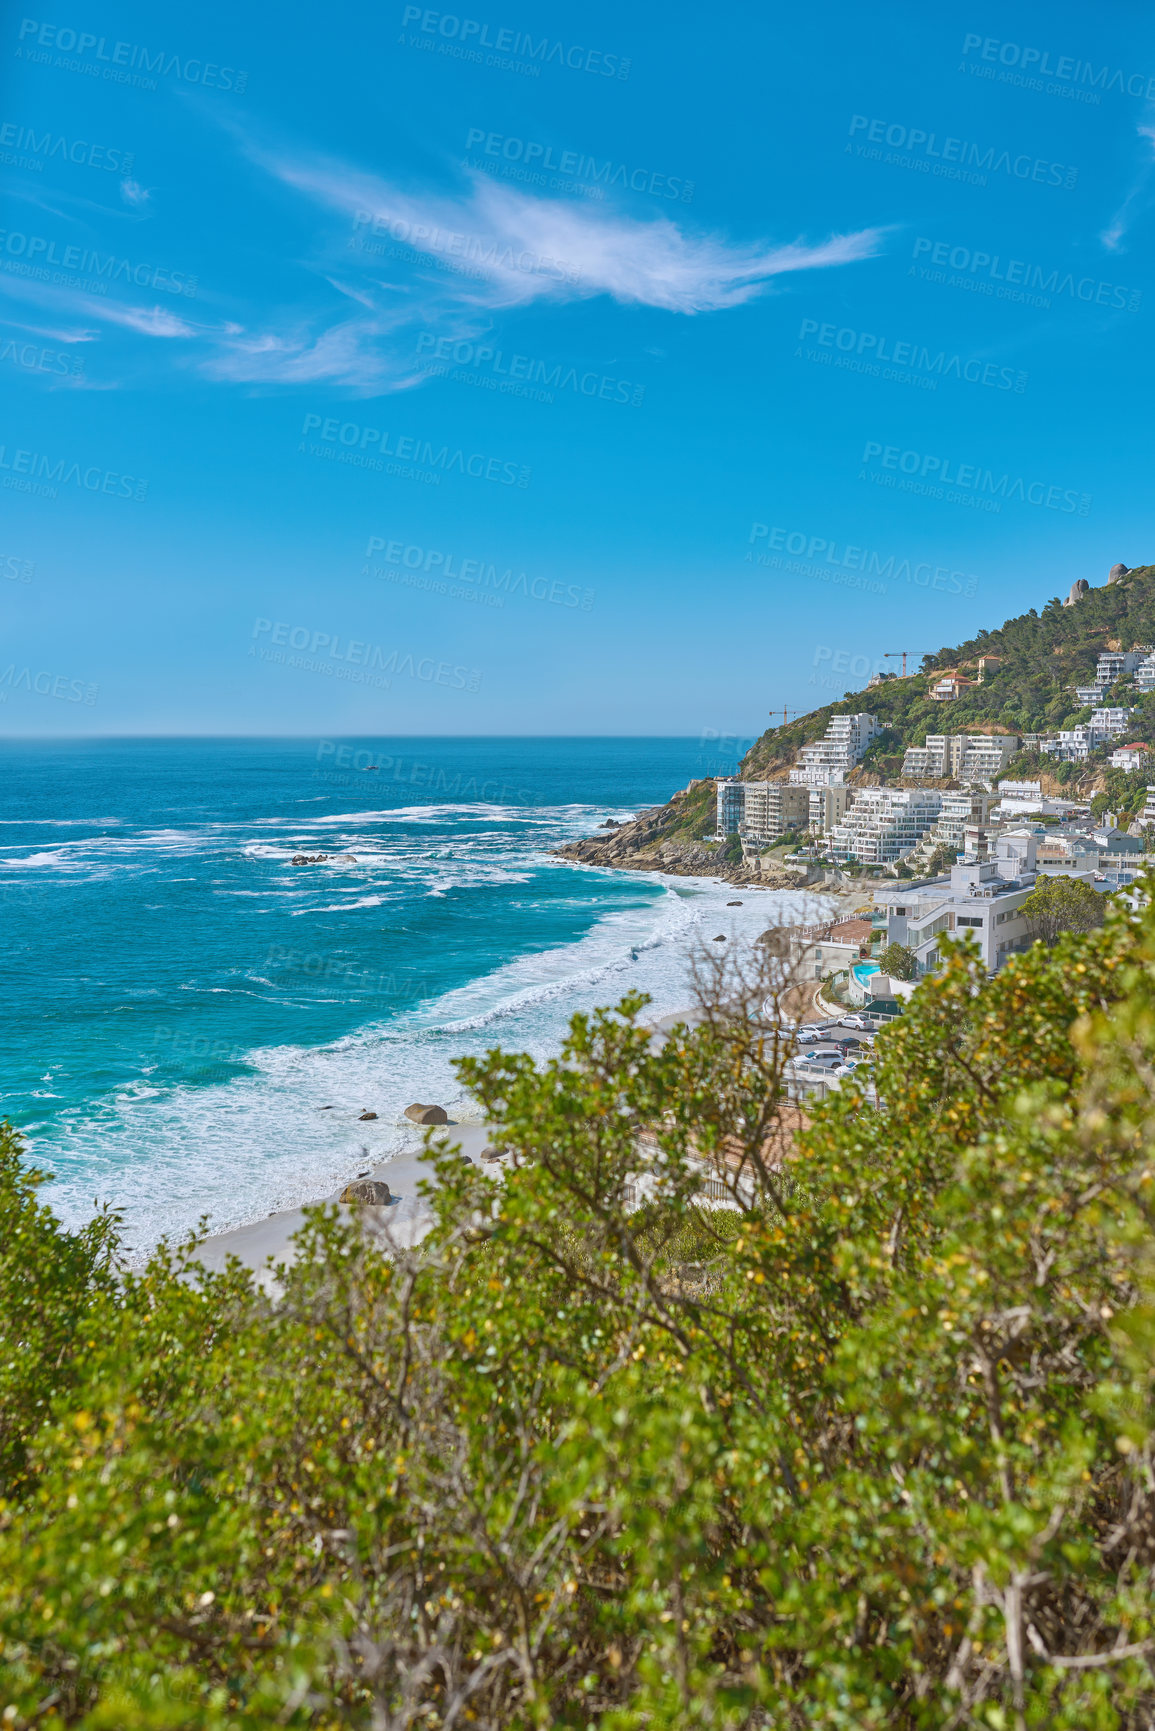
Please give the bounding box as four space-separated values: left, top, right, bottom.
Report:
839 1014 869 1030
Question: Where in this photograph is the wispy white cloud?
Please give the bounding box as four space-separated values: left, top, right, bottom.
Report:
201 136 885 387
251 142 887 315
1102 121 1155 251
0 272 222 339
120 179 152 210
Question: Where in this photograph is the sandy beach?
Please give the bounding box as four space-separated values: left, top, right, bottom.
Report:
188 873 852 1281
191 1120 498 1282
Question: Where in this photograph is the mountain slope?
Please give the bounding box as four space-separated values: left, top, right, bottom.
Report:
741 563 1155 779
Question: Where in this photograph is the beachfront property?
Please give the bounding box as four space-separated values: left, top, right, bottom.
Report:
788 712 880 787
827 786 943 864
716 779 746 835
738 780 810 846
786 916 874 983
716 714 882 848
901 732 1020 782
715 778 816 846
877 829 1096 977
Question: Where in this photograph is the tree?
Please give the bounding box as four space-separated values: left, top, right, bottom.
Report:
1020 871 1105 945
879 941 916 979
925 843 957 876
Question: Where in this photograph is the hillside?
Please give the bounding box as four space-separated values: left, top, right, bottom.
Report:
557 562 1155 875
741 562 1155 783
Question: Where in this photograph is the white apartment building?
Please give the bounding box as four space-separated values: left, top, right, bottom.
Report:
1134 654 1155 694
1042 708 1135 763
910 789 997 867
1098 649 1144 684
739 781 810 846
809 782 853 836
902 733 1019 782
881 830 1096 977
789 713 880 788
827 787 943 864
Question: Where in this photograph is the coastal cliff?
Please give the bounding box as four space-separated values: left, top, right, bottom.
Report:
554 778 803 887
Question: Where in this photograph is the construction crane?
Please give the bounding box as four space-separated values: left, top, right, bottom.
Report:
770 706 803 726
884 651 935 679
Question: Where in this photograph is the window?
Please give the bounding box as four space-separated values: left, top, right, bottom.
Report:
957 915 983 928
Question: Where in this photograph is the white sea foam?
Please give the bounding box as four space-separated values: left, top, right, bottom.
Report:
35 873 825 1254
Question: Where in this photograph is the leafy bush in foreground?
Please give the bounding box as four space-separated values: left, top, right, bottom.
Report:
2 895 1155 1728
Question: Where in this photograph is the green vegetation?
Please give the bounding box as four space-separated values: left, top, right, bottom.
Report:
660 776 719 841
878 941 916 979
1020 872 1106 945
742 565 1155 780
5 897 1155 1726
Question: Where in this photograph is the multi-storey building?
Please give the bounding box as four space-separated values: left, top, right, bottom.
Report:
715 779 746 835
901 733 1019 782
717 780 814 846
1098 649 1144 684
808 783 853 836
827 787 943 864
1109 743 1149 770
1134 654 1155 694
1042 708 1135 763
738 781 810 847
880 830 1097 977
907 789 997 869
1076 650 1149 705
789 713 880 787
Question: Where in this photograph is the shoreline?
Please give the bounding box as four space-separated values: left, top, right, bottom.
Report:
186 870 848 1278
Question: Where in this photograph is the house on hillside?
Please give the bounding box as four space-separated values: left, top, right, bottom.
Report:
1109 742 1149 771
929 673 976 701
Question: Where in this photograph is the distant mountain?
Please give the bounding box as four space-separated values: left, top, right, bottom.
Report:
740 563 1155 780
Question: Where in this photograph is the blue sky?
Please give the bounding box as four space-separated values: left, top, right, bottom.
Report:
3 0 1155 736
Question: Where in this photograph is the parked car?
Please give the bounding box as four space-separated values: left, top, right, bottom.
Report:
839 1014 869 1030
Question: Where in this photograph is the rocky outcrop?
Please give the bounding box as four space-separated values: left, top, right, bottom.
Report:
554 788 807 887
339 1179 393 1204
405 1103 449 1125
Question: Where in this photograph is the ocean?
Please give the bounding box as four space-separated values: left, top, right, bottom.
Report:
0 738 813 1251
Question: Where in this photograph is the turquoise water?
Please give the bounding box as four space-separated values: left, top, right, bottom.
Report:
1 738 812 1248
